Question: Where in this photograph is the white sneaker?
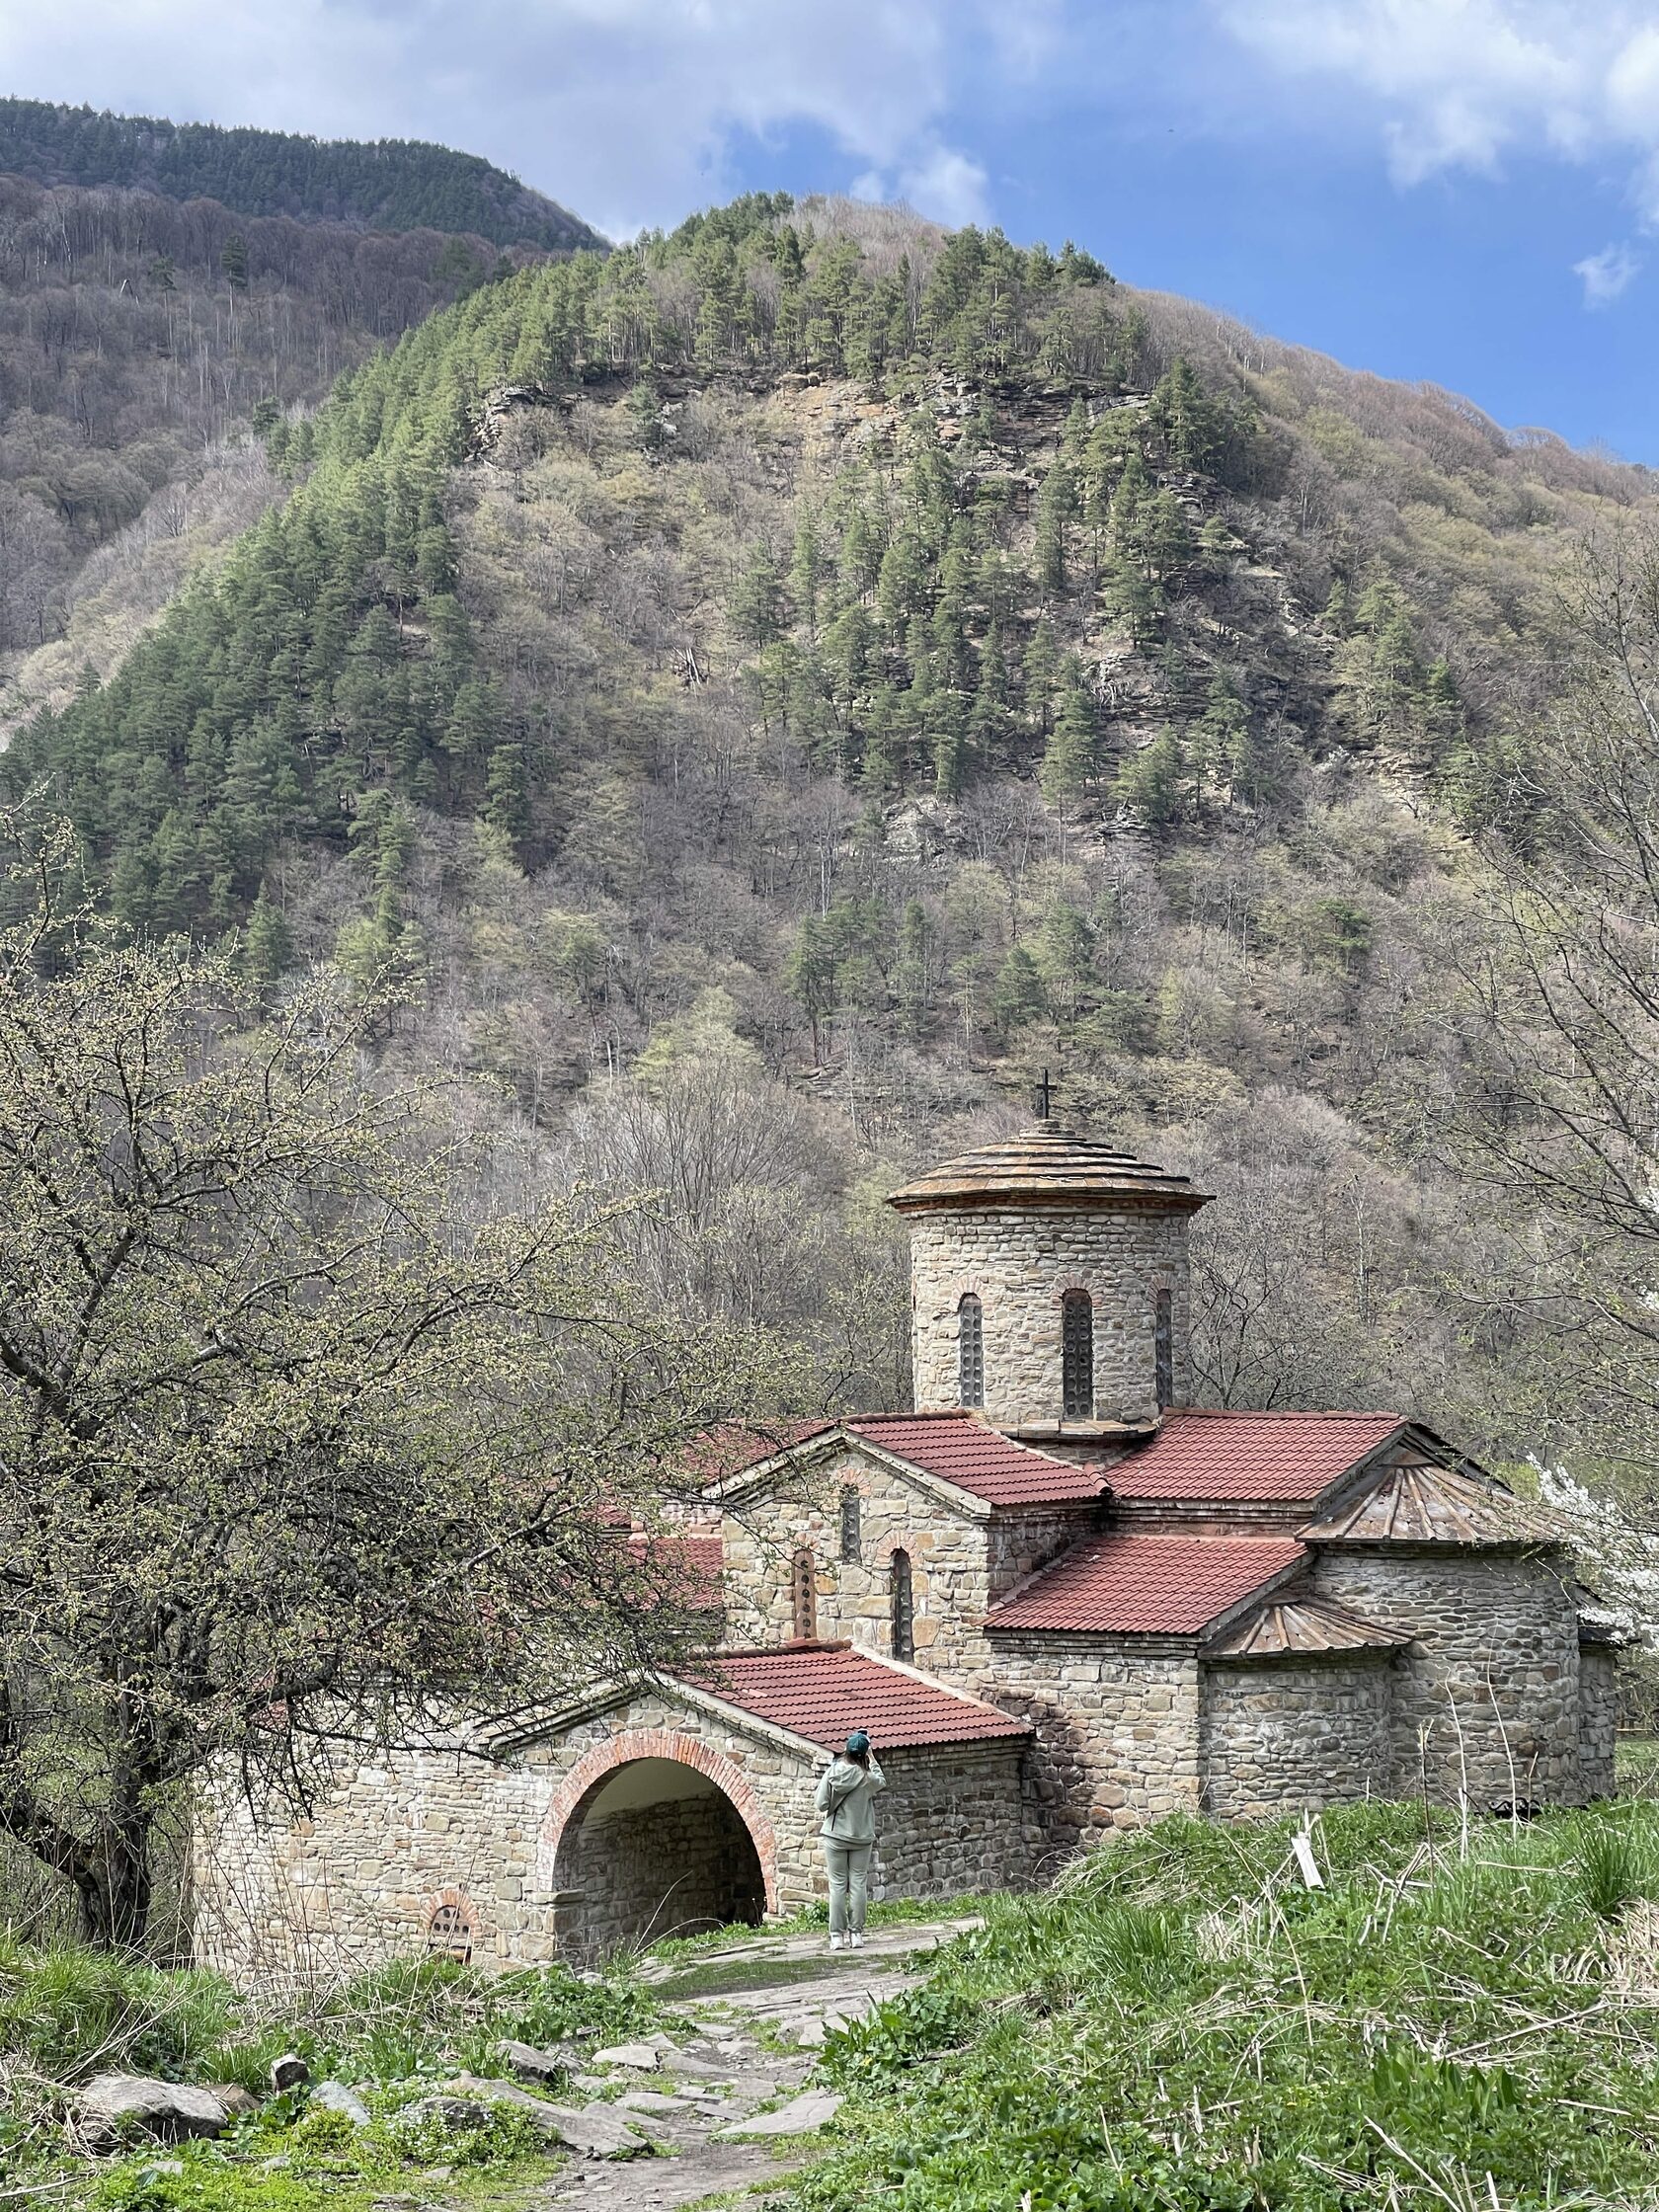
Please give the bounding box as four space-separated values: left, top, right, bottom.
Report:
829 1935 844 1951
848 1933 865 1949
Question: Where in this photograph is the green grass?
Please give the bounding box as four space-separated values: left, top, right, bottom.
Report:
782 1800 1659 2212
0 1943 665 2210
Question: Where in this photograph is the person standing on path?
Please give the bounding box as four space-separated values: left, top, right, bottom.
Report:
816 1728 885 1951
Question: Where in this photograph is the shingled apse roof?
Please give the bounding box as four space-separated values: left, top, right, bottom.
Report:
887 1121 1210 1215
985 1534 1305 1634
688 1643 1031 1750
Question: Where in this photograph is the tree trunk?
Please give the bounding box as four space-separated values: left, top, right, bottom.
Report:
77 1817 154 1950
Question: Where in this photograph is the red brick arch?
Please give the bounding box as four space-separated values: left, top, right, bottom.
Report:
540 1728 780 1912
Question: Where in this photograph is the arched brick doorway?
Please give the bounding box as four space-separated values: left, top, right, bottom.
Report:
542 1730 777 1958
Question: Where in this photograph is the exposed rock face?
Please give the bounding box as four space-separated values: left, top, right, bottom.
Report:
77 2077 228 2149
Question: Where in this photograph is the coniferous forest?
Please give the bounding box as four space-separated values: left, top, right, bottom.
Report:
0 99 603 249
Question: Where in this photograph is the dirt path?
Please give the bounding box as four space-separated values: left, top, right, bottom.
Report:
538 1919 976 2211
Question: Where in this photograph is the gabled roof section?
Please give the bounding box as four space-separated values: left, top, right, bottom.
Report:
887 1120 1210 1216
1301 1458 1562 1546
1206 1590 1412 1660
702 1410 1109 1510
1107 1409 1409 1504
687 1642 1031 1750
985 1533 1304 1635
845 1413 1109 1506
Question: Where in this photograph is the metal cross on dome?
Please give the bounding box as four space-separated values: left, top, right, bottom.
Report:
1033 1068 1054 1121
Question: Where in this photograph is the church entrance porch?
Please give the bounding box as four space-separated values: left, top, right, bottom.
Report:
550 1753 768 1960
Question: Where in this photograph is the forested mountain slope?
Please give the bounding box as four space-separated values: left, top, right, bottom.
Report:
0 100 602 250
9 192 1656 1489
0 120 604 696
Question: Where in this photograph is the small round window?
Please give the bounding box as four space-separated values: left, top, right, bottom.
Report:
427 1900 474 1963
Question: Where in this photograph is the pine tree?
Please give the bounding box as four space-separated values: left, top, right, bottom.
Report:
896 898 935 1041
220 233 250 292
1115 731 1187 830
1024 614 1062 734
1041 662 1101 808
244 885 293 996
1035 459 1075 593
731 544 788 647
483 743 531 851
791 514 826 640
990 944 1046 1037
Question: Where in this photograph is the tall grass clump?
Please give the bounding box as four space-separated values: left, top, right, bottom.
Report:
797 1800 1659 2212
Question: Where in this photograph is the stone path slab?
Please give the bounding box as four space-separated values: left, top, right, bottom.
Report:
541 1920 969 2211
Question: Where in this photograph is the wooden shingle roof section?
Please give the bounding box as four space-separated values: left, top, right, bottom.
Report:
887 1121 1210 1215
1206 1590 1412 1660
1301 1458 1561 1547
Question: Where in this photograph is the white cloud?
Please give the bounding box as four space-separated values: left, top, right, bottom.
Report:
0 0 1015 239
1575 238 1642 302
1212 2 1659 212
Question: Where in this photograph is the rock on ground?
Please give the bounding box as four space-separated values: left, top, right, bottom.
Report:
495 2037 574 2082
77 2076 228 2150
540 2102 654 2159
714 2090 844 2140
591 2041 660 2071
310 2081 370 2126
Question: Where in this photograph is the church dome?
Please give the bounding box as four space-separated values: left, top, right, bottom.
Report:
887 1120 1210 1216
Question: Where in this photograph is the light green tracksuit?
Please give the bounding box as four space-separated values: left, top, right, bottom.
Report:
816 1753 886 1936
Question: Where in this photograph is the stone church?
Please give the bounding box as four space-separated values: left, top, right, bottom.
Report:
198 1118 1619 1974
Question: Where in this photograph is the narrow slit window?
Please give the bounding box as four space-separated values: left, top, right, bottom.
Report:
1154 1288 1174 1411
1062 1291 1094 1418
791 1548 818 1640
890 1549 914 1662
839 1485 861 1563
958 1293 985 1408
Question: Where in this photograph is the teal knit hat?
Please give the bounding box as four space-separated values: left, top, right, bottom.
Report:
846 1730 870 1756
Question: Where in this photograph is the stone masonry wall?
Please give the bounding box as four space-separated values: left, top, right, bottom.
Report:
720 1446 1091 1688
196 1688 822 1981
872 1741 1035 1899
986 1633 1200 1861
1579 1644 1620 1801
194 1685 1031 1980
1200 1656 1393 1819
1309 1546 1584 1805
908 1201 1194 1427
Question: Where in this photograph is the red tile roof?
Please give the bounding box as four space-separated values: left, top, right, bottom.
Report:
685 1421 832 1485
702 1410 1107 1508
984 1533 1305 1633
845 1412 1108 1506
626 1530 724 1612
1107 1410 1406 1504
687 1642 1031 1750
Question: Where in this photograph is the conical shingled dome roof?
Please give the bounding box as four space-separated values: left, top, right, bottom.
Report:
888 1120 1210 1215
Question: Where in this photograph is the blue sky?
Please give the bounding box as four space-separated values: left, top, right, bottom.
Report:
5 1 1659 460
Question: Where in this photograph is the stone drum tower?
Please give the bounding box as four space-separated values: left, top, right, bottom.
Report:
888 1111 1210 1433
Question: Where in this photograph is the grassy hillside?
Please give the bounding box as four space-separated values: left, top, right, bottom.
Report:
800 1801 1659 2211
4 189 1654 1486
0 99 603 251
